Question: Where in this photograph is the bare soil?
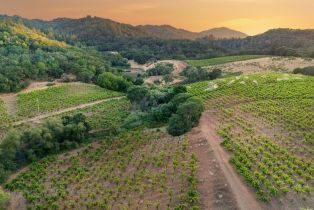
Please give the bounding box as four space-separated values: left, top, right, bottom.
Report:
1 94 17 116
207 57 314 73
188 127 239 210
129 60 188 85
197 111 266 210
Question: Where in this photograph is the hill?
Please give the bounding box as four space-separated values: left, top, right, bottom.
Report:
3 15 314 64
137 25 197 40
199 27 247 39
0 18 129 93
25 16 150 43
20 15 247 41
138 25 247 40
214 28 314 57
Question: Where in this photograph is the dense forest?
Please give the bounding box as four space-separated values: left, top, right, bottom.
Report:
0 18 128 92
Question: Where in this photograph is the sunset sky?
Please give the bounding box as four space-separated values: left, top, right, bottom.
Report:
1 0 313 35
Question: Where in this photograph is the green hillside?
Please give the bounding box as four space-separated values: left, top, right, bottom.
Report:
0 19 120 92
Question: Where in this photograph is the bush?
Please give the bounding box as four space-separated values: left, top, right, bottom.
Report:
167 114 187 136
147 63 174 76
122 112 148 129
0 113 90 183
293 66 314 76
181 66 222 83
168 97 204 136
97 72 131 92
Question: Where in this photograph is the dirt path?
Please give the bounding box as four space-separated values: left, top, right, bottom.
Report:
198 111 264 210
129 59 188 85
189 128 239 210
1 94 18 116
13 96 125 126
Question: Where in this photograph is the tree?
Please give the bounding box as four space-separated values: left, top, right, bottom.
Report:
163 74 174 84
127 86 152 111
167 114 187 136
97 72 131 92
167 97 204 136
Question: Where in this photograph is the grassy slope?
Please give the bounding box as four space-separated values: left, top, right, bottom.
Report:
16 83 124 119
187 73 314 202
6 130 199 210
185 55 265 67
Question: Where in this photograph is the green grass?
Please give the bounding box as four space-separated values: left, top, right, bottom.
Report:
16 83 124 119
185 55 265 67
187 73 314 202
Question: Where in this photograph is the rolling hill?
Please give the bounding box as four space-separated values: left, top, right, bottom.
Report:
1 15 246 42
137 25 247 40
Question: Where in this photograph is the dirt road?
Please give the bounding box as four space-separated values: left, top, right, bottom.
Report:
13 96 125 126
199 111 264 210
129 59 188 85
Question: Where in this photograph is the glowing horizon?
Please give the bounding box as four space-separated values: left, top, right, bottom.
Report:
1 0 313 35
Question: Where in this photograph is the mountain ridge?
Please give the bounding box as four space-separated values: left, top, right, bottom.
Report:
0 14 247 40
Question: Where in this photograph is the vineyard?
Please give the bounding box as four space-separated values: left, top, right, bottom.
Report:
187 73 314 205
16 83 124 119
56 98 130 133
6 130 200 210
0 99 9 128
185 55 264 67
0 99 10 140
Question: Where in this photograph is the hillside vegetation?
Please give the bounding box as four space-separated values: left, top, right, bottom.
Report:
4 15 314 65
188 73 314 205
0 19 125 92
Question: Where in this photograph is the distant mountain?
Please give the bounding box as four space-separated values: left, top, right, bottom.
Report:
138 25 248 40
199 27 248 39
213 28 314 56
0 15 247 41
22 16 150 42
137 25 197 40
1 15 313 63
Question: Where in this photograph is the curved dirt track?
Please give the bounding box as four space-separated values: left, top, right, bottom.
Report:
129 59 188 85
13 96 125 126
129 59 188 73
198 111 264 210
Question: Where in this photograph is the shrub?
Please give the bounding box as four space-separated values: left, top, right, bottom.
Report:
168 97 204 136
97 72 131 92
293 66 314 76
147 63 174 76
181 66 222 83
